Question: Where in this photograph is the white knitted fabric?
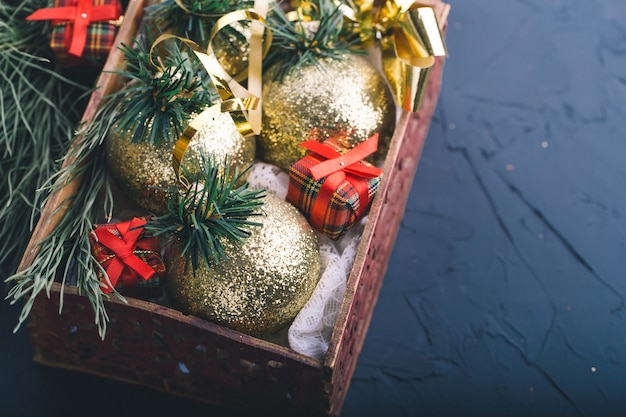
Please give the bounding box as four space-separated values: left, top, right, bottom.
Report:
247 162 362 360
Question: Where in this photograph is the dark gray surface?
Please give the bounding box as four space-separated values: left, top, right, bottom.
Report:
344 1 626 416
3 1 626 416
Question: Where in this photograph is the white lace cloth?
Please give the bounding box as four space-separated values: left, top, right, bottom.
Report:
247 162 363 360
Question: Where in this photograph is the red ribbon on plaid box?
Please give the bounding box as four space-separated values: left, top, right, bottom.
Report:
89 217 165 299
26 0 122 66
287 133 383 240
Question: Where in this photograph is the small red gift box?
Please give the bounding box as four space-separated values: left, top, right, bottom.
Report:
287 133 383 240
89 216 166 300
26 0 123 67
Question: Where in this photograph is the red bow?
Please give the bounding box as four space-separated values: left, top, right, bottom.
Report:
26 0 122 57
300 134 382 231
92 217 159 293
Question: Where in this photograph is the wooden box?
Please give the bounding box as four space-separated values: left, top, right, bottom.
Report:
17 1 449 415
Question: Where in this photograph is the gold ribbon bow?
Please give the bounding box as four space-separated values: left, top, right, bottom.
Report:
149 3 271 186
351 0 447 112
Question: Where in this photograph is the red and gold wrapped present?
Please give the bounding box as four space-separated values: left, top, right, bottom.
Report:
287 133 383 240
89 216 165 299
26 0 123 67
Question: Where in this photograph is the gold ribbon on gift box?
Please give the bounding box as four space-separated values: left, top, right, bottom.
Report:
346 0 448 112
149 0 271 187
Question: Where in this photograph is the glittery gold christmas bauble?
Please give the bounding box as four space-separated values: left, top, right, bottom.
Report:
212 22 251 80
106 111 256 215
258 54 397 171
164 193 322 336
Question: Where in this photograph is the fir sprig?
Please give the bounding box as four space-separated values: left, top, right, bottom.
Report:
145 0 255 49
0 0 91 276
264 0 364 81
5 100 117 339
109 37 215 145
146 156 266 273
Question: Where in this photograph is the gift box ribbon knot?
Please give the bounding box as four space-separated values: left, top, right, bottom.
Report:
301 133 382 231
26 0 123 57
92 217 161 293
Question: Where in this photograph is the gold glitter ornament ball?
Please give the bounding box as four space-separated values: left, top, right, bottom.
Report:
212 22 252 80
106 111 256 215
259 54 397 171
164 193 322 337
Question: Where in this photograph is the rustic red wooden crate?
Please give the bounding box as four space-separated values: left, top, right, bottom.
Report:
17 0 449 415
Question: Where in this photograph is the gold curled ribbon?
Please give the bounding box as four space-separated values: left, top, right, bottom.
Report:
173 0 226 17
203 4 271 133
247 0 270 133
149 5 271 187
351 0 447 112
171 0 272 84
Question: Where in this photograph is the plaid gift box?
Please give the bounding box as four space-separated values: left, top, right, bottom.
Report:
287 133 384 240
89 216 166 300
26 0 123 67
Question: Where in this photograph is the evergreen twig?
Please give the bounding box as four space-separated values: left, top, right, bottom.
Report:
145 0 255 48
5 100 117 339
108 36 215 145
264 0 364 81
146 156 266 273
0 0 91 277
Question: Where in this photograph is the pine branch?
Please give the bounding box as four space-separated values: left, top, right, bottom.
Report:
145 0 255 48
146 156 266 273
264 0 364 81
5 101 117 339
108 36 216 145
0 0 91 276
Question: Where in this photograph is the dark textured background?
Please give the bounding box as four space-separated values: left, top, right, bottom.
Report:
3 1 626 416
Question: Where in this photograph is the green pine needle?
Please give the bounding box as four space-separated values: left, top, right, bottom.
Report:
0 0 92 277
6 106 112 338
145 0 255 48
108 36 216 145
5 101 117 339
264 0 364 81
146 156 266 274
